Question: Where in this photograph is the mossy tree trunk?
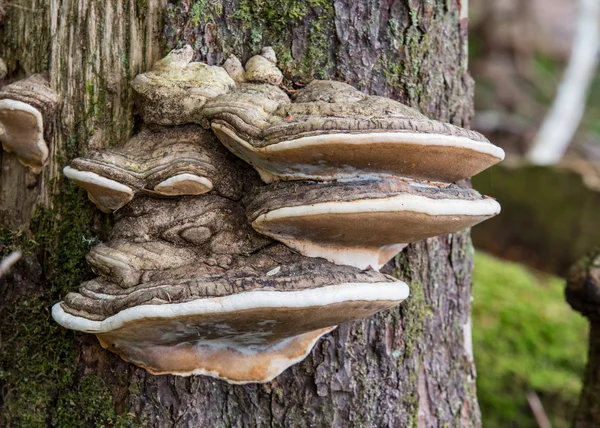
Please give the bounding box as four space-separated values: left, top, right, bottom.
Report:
0 1 480 426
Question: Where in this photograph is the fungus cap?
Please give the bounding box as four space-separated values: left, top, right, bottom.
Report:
0 74 58 173
205 80 504 183
64 126 245 212
248 179 501 270
223 55 246 83
0 58 7 80
85 196 268 287
130 45 236 126
244 48 283 86
52 245 409 383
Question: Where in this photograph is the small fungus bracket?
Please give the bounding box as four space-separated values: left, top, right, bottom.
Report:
0 74 58 173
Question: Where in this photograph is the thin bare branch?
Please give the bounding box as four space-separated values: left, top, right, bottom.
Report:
527 0 600 165
527 391 552 428
0 251 22 278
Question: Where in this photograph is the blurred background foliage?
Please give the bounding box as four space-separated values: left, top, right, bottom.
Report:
469 0 599 426
472 252 587 427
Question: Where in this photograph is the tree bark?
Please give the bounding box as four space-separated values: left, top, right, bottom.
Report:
0 1 480 426
567 251 600 428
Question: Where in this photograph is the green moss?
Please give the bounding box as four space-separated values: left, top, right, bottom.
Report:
379 16 431 108
163 0 335 81
54 376 130 427
232 0 335 80
190 0 223 25
0 172 114 425
472 252 588 428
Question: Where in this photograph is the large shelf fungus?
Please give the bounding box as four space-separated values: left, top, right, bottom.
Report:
131 45 236 126
204 80 504 183
52 244 409 383
247 179 500 270
0 74 58 173
63 126 246 212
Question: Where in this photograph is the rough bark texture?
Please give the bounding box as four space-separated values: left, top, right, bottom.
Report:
0 1 480 426
573 322 600 428
567 251 600 428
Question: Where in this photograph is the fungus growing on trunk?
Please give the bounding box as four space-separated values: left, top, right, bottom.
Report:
52 244 409 383
204 80 504 183
247 179 500 270
52 51 501 384
86 196 268 287
63 126 245 212
130 45 235 126
0 74 58 173
223 55 246 83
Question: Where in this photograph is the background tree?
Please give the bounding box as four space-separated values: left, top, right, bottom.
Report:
0 1 480 426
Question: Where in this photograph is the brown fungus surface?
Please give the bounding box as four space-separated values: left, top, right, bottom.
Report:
244 47 283 86
0 74 58 173
86 195 269 287
205 80 504 183
64 125 246 212
52 56 502 384
53 244 408 383
247 178 500 270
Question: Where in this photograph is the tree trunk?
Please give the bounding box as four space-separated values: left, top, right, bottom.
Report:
567 251 600 428
0 1 480 426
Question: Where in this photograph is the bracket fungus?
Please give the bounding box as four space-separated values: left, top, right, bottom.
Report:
53 243 408 383
130 45 235 126
204 80 504 183
223 55 246 84
0 74 58 173
247 179 501 270
64 126 245 212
